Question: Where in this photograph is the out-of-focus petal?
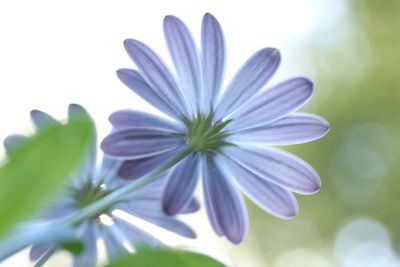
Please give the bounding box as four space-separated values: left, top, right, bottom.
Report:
100 224 128 260
101 128 183 159
225 144 321 194
181 198 200 214
30 110 59 132
201 13 225 108
122 206 196 239
219 156 298 218
164 15 201 113
109 109 183 132
68 104 97 177
118 146 183 180
123 39 189 117
227 77 314 131
229 113 329 145
72 222 98 267
3 134 28 155
202 155 248 244
215 48 280 120
162 155 200 215
30 244 52 261
117 69 183 120
96 156 122 185
113 217 160 247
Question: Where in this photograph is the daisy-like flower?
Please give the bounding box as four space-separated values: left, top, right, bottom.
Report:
3 104 198 266
102 13 329 243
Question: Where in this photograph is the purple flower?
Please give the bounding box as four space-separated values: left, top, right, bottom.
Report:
102 13 329 244
3 104 198 266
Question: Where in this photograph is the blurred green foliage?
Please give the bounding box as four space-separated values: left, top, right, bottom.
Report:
105 248 225 267
0 115 94 238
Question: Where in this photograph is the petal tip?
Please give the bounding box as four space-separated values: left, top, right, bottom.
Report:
162 201 179 216
226 231 245 244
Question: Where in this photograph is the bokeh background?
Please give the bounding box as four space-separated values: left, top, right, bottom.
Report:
1 0 400 266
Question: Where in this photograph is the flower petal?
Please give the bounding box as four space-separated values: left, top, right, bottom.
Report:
101 128 183 159
68 104 97 176
30 244 52 261
215 48 280 120
113 217 160 247
117 69 181 119
164 15 201 113
3 134 28 155
72 222 98 267
201 13 225 108
109 109 183 132
225 144 321 194
124 205 196 238
162 155 200 215
229 113 329 145
202 155 248 244
123 39 189 117
30 110 59 132
118 146 183 180
100 224 127 260
227 77 314 131
219 156 298 218
181 198 200 214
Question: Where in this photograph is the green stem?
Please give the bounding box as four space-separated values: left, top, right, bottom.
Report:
33 247 57 267
67 145 193 226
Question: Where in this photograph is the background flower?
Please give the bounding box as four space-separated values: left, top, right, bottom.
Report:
3 104 198 266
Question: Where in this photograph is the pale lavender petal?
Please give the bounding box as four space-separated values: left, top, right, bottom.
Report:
118 146 183 180
229 113 329 145
125 206 196 238
3 134 28 155
30 110 58 132
181 198 200 214
72 222 98 267
202 155 248 244
215 48 280 120
97 156 122 185
124 39 189 117
100 224 128 260
101 128 183 159
109 109 183 132
219 156 298 218
225 144 321 194
117 69 181 119
141 216 196 239
30 244 52 261
113 217 160 247
128 174 166 198
201 13 225 108
117 198 163 215
227 77 314 131
162 155 200 215
164 15 201 112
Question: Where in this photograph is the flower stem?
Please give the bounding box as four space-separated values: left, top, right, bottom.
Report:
66 145 193 226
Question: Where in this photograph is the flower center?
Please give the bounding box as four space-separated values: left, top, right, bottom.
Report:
176 110 235 157
71 180 113 218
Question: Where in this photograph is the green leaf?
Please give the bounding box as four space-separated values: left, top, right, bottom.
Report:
60 239 84 255
104 247 226 267
0 114 94 237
